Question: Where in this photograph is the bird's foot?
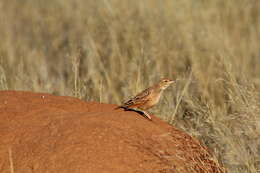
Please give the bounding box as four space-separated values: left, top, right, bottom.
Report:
140 111 152 120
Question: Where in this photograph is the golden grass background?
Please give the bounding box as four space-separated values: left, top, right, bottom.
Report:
0 0 259 172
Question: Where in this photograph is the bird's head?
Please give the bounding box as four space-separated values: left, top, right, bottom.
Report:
158 78 174 90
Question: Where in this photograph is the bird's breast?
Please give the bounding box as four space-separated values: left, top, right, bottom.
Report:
138 92 162 110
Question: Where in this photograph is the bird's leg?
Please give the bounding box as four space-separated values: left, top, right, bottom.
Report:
137 110 152 120
123 108 152 120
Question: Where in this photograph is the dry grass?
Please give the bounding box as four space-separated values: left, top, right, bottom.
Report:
0 0 259 172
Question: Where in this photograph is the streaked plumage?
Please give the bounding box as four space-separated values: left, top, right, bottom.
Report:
117 78 174 120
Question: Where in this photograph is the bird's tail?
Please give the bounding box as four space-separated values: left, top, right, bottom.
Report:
114 106 127 110
114 106 123 110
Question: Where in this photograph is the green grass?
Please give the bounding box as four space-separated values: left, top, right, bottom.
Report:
0 0 259 172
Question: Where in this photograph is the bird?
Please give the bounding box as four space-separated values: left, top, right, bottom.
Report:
116 78 174 120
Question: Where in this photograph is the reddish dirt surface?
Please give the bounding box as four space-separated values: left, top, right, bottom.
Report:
0 91 225 173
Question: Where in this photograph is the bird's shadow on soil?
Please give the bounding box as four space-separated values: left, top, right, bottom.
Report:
116 106 152 121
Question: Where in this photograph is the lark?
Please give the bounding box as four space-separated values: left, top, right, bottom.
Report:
117 78 174 120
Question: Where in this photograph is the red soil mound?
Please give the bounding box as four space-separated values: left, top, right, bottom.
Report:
0 91 224 173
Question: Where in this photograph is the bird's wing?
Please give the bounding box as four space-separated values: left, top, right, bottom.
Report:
122 88 151 108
